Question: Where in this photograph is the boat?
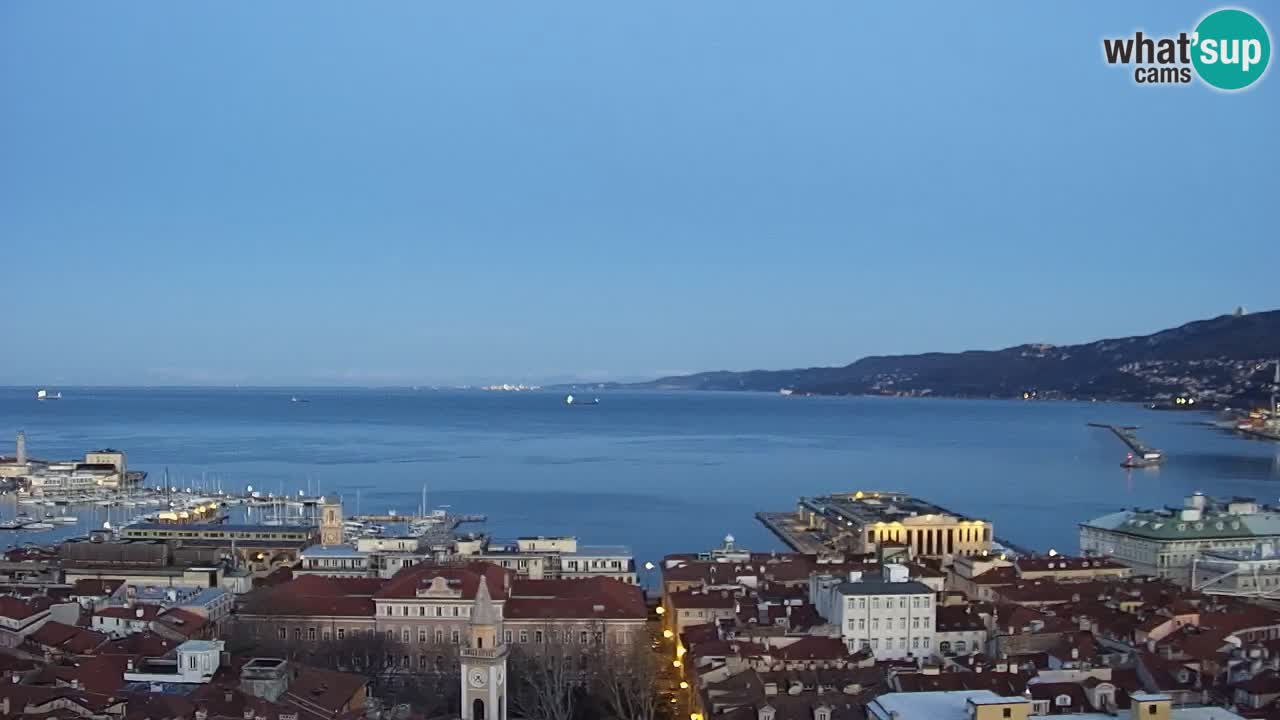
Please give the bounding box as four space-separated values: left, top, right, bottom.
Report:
290 396 310 403
50 515 79 524
565 394 599 406
1121 453 1160 469
779 388 795 396
35 389 62 400
22 522 55 530
0 519 26 530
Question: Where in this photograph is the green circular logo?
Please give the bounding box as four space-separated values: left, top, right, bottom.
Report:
1193 9 1271 90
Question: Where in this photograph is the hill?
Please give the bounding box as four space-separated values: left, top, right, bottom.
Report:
631 310 1280 405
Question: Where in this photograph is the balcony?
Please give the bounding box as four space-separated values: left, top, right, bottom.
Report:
461 646 506 659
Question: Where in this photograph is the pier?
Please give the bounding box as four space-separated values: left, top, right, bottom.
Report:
1088 423 1163 463
756 512 833 554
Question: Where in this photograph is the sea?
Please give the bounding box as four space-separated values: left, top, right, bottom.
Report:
2 387 1279 571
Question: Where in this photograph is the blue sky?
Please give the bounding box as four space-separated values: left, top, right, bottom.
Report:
1 2 1276 386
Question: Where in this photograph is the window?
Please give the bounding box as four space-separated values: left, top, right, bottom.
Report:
504 630 512 643
923 638 930 649
912 637 919 649
419 630 427 643
337 628 345 640
858 598 866 609
278 628 287 640
535 630 544 643
386 630 394 641
872 598 880 610
859 619 867 630
294 628 302 640
385 606 392 617
899 597 906 609
402 629 410 643
1148 707 1157 716
418 606 425 616
189 655 197 670
580 631 589 644
1002 709 1012 719
419 654 427 669
451 630 460 644
520 630 529 643
898 618 906 630
871 639 879 649
453 607 460 617
402 606 409 617
912 618 920 629
436 607 443 617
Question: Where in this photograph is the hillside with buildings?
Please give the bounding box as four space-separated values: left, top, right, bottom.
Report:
635 309 1280 406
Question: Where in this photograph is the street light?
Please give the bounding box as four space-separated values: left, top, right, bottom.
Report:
663 630 674 639
655 606 665 615
644 561 655 570
672 660 682 668
680 681 689 690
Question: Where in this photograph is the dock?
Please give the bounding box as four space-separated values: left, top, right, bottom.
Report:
756 512 833 554
1088 423 1163 462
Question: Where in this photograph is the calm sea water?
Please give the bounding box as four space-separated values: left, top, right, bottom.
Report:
2 387 1279 567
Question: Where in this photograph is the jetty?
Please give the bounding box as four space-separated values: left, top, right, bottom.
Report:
1088 423 1164 465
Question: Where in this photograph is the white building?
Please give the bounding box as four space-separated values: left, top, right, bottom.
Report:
1193 543 1280 598
124 640 224 685
809 565 935 659
296 544 373 578
456 536 637 584
1081 493 1280 584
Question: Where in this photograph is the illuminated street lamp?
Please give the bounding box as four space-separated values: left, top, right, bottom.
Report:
663 630 674 639
655 606 665 615
680 681 690 689
644 561 655 570
672 660 682 668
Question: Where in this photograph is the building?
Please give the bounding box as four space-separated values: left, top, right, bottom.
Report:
809 565 935 659
1081 494 1280 583
119 523 316 544
796 491 993 560
460 580 508 720
456 536 637 584
1193 544 1280 598
122 639 223 685
867 689 1243 720
296 544 373 578
235 560 647 659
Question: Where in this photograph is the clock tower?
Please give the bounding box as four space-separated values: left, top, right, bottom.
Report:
319 496 344 546
460 578 507 720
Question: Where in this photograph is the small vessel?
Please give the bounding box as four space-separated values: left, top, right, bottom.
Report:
0 519 26 530
22 522 55 530
779 388 795 396
35 389 62 401
291 396 310 403
565 394 599 406
1121 453 1160 469
51 515 79 524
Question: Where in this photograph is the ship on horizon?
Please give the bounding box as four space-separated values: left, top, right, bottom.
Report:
35 389 62 401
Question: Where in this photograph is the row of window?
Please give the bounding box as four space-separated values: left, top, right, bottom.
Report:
857 636 930 651
846 596 932 611
276 626 624 645
383 604 473 618
850 616 931 631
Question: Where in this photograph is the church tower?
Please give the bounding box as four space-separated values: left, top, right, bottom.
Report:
319 497 343 546
460 579 507 720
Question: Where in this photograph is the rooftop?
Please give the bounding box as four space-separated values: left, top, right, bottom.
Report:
835 580 933 596
801 491 987 527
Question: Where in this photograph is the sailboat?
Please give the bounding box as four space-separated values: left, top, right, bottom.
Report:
36 389 62 400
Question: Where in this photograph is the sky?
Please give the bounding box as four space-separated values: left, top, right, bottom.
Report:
1 2 1276 386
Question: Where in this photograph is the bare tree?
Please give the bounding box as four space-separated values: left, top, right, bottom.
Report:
590 633 660 720
509 624 581 720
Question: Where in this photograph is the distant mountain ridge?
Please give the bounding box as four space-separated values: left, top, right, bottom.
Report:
629 310 1280 405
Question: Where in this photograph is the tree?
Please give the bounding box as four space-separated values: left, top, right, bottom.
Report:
509 626 581 720
590 634 660 720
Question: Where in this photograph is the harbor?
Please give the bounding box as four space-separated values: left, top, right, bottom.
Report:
1088 422 1165 467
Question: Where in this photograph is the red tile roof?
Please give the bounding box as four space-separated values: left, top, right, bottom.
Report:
281 666 367 720
506 577 646 620
27 622 108 654
240 574 381 618
71 579 124 597
0 596 54 621
668 589 738 610
155 608 208 638
94 605 161 621
771 636 850 662
97 631 177 657
374 562 507 601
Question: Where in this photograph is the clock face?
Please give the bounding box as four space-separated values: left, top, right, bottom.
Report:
468 668 487 688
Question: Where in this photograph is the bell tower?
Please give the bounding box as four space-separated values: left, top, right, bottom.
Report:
460 578 507 720
319 496 343 546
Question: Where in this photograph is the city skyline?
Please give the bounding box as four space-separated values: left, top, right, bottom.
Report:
2 1 1276 386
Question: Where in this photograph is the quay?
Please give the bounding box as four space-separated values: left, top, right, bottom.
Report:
758 491 1040 561
1088 422 1164 464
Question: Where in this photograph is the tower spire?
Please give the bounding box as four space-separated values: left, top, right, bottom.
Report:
472 578 500 626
